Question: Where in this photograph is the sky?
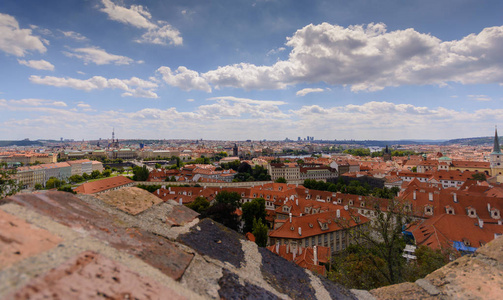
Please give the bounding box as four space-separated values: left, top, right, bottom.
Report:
1 0 503 141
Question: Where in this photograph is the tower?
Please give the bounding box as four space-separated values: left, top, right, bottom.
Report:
233 144 238 157
490 126 503 176
112 127 115 141
383 145 392 162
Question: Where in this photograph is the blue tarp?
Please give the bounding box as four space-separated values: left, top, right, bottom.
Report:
452 241 477 253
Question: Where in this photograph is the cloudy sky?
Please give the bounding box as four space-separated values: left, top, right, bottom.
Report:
1 0 502 141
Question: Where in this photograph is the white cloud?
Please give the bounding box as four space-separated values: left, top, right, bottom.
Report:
468 94 492 101
136 23 182 46
0 13 47 56
99 0 182 46
63 47 135 65
7 98 67 107
187 98 195 102
157 66 211 92
197 23 503 92
296 88 325 96
267 47 286 56
29 75 158 98
17 59 55 71
59 30 88 41
2 99 502 140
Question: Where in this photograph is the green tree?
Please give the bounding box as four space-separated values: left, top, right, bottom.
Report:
46 177 64 189
471 172 487 181
275 177 287 183
34 183 43 190
155 163 162 169
0 164 21 198
336 197 413 287
57 186 76 194
242 198 266 233
203 191 242 231
404 245 449 282
69 174 84 183
186 196 210 214
132 165 149 181
82 173 90 180
102 169 112 177
91 170 101 179
136 184 161 193
252 218 268 247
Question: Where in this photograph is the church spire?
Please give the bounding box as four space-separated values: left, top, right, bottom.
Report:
493 126 501 154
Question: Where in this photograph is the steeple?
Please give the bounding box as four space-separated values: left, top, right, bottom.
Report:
493 126 501 154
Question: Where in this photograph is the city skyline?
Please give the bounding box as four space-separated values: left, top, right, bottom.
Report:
1 0 503 141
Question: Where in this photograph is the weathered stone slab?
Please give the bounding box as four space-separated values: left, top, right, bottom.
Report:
218 268 280 300
259 247 317 299
4 192 193 280
165 203 199 226
0 209 62 270
97 186 162 215
5 251 186 300
178 218 245 268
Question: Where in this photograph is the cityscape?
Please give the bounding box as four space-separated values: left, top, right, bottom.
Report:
1 0 503 299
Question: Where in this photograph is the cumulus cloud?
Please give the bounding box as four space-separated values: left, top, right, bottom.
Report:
2 99 502 140
200 96 289 119
17 59 54 71
0 13 48 56
29 75 159 98
296 88 325 96
7 98 67 107
99 0 182 46
468 94 492 101
63 47 135 65
157 66 211 92
59 30 88 41
196 23 503 92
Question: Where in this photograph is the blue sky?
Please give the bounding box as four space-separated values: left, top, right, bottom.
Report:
1 0 502 141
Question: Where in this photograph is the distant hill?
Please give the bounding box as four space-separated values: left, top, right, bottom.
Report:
0 140 43 147
441 136 493 146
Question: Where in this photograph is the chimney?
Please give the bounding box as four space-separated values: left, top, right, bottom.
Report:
428 192 433 201
413 190 416 200
296 198 298 206
453 193 457 203
286 244 289 254
299 246 302 255
344 205 348 211
289 213 292 223
479 219 484 229
498 220 502 226
298 227 302 236
313 246 318 265
179 198 182 205
162 185 165 189
275 243 279 254
157 189 160 195
168 187 171 191
488 203 491 212
336 209 340 218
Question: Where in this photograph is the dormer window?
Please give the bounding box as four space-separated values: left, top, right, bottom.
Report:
463 239 470 247
266 195 270 199
446 206 455 215
466 207 477 218
349 200 353 206
360 202 365 207
491 209 501 220
282 206 290 212
306 194 311 199
305 207 311 214
241 192 245 197
309 223 313 228
338 199 342 204
424 206 433 216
